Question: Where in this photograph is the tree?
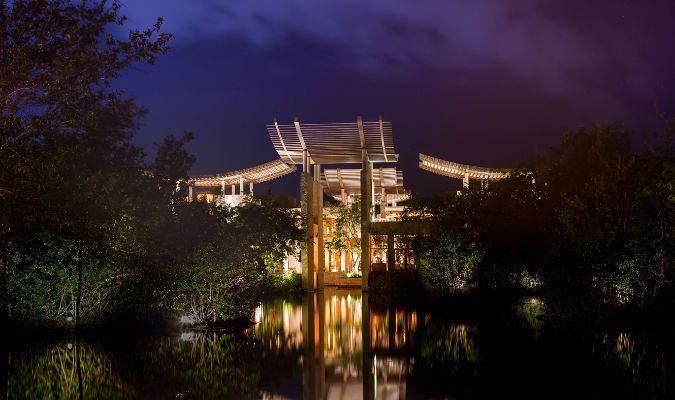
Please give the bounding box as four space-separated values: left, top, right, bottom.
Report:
170 201 302 326
0 0 170 153
325 199 362 270
0 0 171 327
405 119 673 317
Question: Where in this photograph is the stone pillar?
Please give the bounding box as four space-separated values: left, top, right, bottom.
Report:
361 153 372 291
380 187 387 219
463 172 470 189
249 182 254 194
231 184 236 195
301 172 315 291
239 176 244 194
340 250 346 272
187 184 193 202
314 164 324 290
302 149 309 172
387 234 395 272
220 180 225 196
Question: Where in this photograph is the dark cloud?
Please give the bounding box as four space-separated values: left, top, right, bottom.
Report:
125 1 671 95
119 0 675 195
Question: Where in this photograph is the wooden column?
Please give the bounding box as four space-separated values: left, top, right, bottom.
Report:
463 172 470 189
231 184 236 195
249 182 254 194
187 184 193 201
239 176 244 194
361 152 372 291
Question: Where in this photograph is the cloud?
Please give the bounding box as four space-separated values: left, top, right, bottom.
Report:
121 0 672 101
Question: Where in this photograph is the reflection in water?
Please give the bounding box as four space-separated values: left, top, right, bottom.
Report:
255 299 304 352
253 289 416 399
8 341 126 399
3 291 672 399
595 331 673 398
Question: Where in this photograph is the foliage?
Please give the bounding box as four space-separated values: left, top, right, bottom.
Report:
0 1 302 329
405 120 674 317
416 233 483 296
534 123 674 313
0 0 172 327
265 272 303 296
169 201 302 326
4 233 138 327
345 270 362 278
0 0 171 152
325 199 361 268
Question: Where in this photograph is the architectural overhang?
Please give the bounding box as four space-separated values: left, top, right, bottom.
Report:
267 116 398 165
419 153 511 181
322 167 410 203
189 158 296 187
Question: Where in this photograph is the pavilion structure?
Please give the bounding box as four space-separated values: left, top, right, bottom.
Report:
321 167 409 219
186 158 295 206
186 117 458 291
419 153 511 188
266 116 398 291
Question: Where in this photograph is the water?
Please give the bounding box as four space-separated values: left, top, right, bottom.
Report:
1 289 672 399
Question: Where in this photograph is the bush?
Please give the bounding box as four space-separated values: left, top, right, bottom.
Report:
266 272 302 296
416 234 483 296
4 233 137 327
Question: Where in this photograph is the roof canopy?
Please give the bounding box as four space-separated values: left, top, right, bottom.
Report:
419 153 510 181
190 158 296 187
322 167 409 202
267 116 398 165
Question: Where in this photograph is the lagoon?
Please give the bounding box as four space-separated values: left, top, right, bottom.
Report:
2 289 671 399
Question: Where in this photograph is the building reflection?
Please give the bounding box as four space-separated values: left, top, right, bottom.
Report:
254 289 419 400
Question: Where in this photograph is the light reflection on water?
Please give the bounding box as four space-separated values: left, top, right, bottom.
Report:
253 290 420 399
1 290 672 399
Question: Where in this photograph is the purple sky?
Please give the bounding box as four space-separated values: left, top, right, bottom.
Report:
118 0 675 196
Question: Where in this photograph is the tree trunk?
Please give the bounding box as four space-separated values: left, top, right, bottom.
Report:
75 243 83 330
75 340 84 400
0 258 7 324
0 346 8 400
0 256 8 400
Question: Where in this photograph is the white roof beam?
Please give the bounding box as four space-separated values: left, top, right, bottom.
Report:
379 115 388 162
274 118 295 164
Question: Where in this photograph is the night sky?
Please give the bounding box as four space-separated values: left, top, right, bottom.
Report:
117 0 675 197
